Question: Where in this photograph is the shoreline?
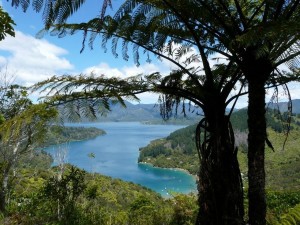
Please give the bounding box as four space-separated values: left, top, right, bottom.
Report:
139 162 198 181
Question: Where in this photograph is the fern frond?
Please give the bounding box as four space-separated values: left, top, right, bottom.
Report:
277 203 300 225
32 0 43 12
31 72 149 120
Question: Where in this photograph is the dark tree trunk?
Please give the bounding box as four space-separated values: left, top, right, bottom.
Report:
196 101 244 225
243 52 273 225
247 75 267 225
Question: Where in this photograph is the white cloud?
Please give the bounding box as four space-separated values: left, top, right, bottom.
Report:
83 62 124 77
0 31 74 85
122 63 161 76
83 62 167 103
84 61 169 78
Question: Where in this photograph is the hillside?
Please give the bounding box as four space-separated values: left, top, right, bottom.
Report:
44 126 106 146
4 164 198 225
139 109 300 190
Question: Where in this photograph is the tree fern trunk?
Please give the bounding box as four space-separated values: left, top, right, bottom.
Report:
196 102 244 225
247 76 267 225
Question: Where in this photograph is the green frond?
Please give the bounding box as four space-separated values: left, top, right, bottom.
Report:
32 0 43 12
10 0 29 11
114 0 139 21
277 42 300 71
277 203 300 225
31 73 148 120
35 28 48 39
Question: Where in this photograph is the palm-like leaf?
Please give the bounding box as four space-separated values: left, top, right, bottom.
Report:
8 0 111 28
32 73 149 120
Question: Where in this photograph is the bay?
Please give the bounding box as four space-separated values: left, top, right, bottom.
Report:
46 122 197 197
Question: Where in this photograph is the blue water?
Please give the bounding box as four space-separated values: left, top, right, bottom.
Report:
46 122 197 197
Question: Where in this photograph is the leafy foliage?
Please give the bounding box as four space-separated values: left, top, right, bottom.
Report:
0 6 15 40
2 164 198 225
0 83 57 212
42 166 86 224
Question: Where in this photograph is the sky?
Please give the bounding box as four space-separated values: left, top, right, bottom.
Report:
0 1 299 108
0 1 171 104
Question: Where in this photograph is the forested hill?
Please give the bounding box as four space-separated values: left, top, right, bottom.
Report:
44 126 106 146
139 109 300 190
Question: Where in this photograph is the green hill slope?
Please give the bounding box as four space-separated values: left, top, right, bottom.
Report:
4 165 198 225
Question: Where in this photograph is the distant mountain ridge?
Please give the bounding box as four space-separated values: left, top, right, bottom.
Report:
267 99 300 114
100 99 300 122
61 99 300 124
97 101 202 124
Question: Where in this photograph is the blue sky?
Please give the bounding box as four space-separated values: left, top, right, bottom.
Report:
0 0 173 103
0 1 298 107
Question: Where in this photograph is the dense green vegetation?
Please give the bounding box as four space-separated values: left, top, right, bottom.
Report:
1 163 198 225
139 124 199 175
45 126 106 146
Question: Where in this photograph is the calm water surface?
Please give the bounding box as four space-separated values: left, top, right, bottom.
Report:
46 122 197 196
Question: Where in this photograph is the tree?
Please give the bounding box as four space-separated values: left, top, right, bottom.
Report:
0 8 54 212
42 166 86 224
8 0 300 224
31 3 246 225
0 82 57 213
